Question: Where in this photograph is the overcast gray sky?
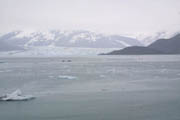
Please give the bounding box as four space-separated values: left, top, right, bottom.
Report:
0 0 180 36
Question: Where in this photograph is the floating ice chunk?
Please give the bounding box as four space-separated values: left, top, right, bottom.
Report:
0 89 35 101
100 75 106 78
48 75 55 78
160 69 168 73
0 70 12 73
107 68 117 73
58 75 77 80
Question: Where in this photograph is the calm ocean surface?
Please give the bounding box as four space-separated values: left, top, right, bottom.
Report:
0 55 180 120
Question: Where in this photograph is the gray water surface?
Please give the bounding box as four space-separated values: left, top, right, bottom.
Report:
0 55 180 120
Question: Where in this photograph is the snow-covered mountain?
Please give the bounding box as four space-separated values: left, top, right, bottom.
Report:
135 31 180 46
0 30 142 56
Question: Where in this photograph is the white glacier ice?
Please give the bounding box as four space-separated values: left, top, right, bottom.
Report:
0 46 119 57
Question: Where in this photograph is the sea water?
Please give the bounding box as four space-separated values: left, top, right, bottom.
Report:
0 55 180 120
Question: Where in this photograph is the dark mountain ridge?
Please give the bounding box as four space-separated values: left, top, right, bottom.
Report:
104 33 180 55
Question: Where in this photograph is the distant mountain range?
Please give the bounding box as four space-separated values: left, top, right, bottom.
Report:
104 34 180 55
0 30 142 52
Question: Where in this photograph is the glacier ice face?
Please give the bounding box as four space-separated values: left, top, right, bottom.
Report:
0 47 120 57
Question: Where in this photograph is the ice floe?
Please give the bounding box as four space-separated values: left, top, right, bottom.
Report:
100 75 106 78
0 70 12 73
48 75 55 78
0 89 35 101
58 75 77 80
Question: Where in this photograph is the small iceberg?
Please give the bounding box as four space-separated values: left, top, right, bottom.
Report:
0 89 35 101
58 75 77 80
100 75 106 78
